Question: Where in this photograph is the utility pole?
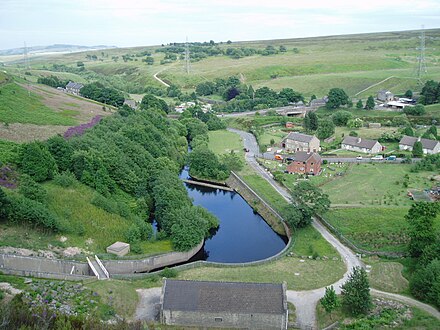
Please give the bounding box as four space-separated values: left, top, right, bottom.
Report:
185 37 190 74
23 41 30 96
415 26 427 79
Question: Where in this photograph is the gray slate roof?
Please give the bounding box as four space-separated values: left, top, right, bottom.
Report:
284 132 315 143
342 136 379 149
399 135 440 150
162 279 285 315
293 151 321 162
66 81 83 90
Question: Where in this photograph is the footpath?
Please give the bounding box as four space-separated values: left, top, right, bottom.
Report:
228 128 440 329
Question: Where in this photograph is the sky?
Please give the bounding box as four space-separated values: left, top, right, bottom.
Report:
1 0 440 50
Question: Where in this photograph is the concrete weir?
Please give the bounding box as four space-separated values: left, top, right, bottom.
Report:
183 179 234 191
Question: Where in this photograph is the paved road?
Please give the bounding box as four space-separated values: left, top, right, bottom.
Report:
228 127 440 329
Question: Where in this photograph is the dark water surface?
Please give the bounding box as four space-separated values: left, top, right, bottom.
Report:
180 167 287 263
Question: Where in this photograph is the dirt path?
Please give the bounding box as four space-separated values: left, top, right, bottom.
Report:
135 288 162 321
354 76 395 96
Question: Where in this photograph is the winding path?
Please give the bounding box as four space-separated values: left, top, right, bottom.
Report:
153 68 171 87
228 128 440 328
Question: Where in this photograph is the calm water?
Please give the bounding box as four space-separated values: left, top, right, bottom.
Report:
180 167 287 263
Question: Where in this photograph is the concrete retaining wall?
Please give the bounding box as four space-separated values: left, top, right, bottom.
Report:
103 240 204 275
0 254 92 280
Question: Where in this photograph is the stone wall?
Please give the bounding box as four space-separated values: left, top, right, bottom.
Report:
226 172 289 237
103 240 204 275
162 310 286 330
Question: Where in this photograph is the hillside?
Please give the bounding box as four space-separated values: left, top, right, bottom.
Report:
0 80 110 142
2 28 439 99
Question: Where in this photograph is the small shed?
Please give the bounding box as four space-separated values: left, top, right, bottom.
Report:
106 242 130 256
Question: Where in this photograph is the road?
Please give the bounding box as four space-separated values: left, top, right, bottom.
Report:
228 127 440 329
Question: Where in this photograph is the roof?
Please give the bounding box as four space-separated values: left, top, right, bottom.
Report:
378 89 392 94
399 135 440 150
162 279 285 315
292 151 321 162
107 241 130 252
66 81 84 90
284 132 316 143
342 136 379 149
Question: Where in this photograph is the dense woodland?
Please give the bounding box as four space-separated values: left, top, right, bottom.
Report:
0 105 221 252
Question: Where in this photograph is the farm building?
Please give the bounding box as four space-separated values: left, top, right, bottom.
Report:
123 99 137 109
310 96 328 108
160 279 288 329
341 136 382 154
286 152 321 176
281 132 320 153
386 101 410 110
65 81 83 95
377 89 394 102
399 136 440 154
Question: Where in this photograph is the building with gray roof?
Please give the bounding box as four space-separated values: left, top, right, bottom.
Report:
399 136 440 154
341 136 382 154
65 81 84 95
282 132 320 153
160 279 287 329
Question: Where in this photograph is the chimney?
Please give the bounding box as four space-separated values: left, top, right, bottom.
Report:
357 137 361 144
417 136 421 142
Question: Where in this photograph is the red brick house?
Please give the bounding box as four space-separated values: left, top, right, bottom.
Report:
286 152 321 176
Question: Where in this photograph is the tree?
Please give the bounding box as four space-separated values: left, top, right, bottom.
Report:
278 88 304 103
320 286 340 318
410 259 440 308
332 110 352 126
341 267 371 316
426 125 438 138
402 126 414 137
291 181 330 215
406 202 438 258
420 80 439 105
347 118 363 129
356 99 363 109
46 135 73 172
19 174 47 203
283 203 314 229
412 141 423 158
326 88 349 109
19 142 57 182
316 119 335 140
365 96 375 110
404 104 426 116
0 187 10 219
304 112 319 131
140 94 169 113
405 90 413 98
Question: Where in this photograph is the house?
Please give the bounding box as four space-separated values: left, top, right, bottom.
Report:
286 152 321 176
341 136 382 154
281 132 320 152
377 90 394 102
161 279 288 330
123 99 137 109
310 96 328 108
65 81 83 95
399 136 440 155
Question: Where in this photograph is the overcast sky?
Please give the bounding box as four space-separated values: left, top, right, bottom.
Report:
1 0 440 50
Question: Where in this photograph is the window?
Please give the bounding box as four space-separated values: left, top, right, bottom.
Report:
215 317 223 322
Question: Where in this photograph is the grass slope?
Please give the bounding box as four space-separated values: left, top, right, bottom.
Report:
0 83 77 125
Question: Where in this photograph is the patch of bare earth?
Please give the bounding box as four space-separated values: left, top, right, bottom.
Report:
1 83 113 142
0 123 69 142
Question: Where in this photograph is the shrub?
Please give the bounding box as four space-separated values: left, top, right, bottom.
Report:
125 224 141 244
8 195 61 231
160 267 178 278
18 174 47 203
53 171 77 187
19 142 57 182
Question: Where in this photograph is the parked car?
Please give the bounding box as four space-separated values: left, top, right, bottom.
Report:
274 154 283 161
356 155 363 160
386 155 397 161
243 148 249 152
286 157 294 161
371 155 384 160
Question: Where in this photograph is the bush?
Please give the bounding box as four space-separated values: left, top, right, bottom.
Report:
19 142 57 182
125 224 141 244
18 174 47 203
53 171 77 187
160 267 178 278
410 259 440 308
8 195 61 231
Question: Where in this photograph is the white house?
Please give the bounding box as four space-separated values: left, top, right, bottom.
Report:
399 136 440 155
341 136 382 154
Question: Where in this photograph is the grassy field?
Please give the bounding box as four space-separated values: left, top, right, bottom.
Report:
177 257 345 290
320 163 436 207
207 130 244 155
0 83 77 126
367 261 409 293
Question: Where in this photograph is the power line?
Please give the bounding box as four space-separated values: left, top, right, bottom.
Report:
415 26 427 79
